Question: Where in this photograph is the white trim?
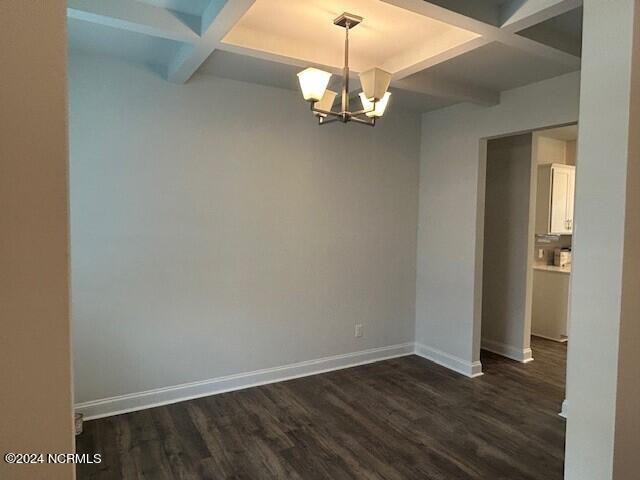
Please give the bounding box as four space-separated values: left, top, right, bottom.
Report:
531 333 568 343
414 343 484 378
560 399 568 418
77 341 495 420
481 338 534 363
75 343 414 420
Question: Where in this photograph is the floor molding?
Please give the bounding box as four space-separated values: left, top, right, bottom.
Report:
560 399 568 419
414 343 483 378
75 342 414 420
481 338 534 363
531 333 568 343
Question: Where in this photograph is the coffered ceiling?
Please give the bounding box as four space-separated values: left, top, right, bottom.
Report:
67 0 583 112
222 0 479 74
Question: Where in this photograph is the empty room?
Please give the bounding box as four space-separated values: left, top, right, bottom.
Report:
2 1 639 479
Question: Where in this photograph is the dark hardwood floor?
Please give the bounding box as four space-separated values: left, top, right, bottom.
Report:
77 337 567 479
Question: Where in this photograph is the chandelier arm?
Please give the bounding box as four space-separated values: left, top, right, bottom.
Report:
311 107 342 118
351 95 377 117
351 113 374 121
319 116 341 125
350 116 376 127
350 107 376 116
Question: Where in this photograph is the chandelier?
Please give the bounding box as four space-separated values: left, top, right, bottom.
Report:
297 13 392 126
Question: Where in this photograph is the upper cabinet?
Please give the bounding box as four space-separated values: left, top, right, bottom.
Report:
536 164 576 235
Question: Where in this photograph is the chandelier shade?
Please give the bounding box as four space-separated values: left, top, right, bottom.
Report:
359 68 392 101
297 68 332 102
313 90 338 117
359 92 391 118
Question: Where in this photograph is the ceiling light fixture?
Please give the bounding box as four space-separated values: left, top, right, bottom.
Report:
297 13 392 127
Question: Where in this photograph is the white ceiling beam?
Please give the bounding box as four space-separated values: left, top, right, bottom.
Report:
392 75 499 106
381 0 489 35
500 0 583 33
215 42 345 75
385 36 492 80
211 40 497 107
419 0 503 26
67 0 199 43
380 0 580 79
167 0 255 84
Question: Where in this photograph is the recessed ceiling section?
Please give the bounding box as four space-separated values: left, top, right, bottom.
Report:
423 0 510 26
517 7 583 57
222 0 480 74
415 41 578 93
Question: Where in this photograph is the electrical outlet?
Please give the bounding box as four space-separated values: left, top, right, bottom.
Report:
354 324 363 338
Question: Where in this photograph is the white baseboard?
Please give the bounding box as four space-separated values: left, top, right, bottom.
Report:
481 338 534 363
531 333 568 343
77 341 493 420
75 342 414 420
560 399 568 418
414 343 483 378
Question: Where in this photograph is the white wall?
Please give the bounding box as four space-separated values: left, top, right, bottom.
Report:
565 1 640 478
480 134 534 362
416 71 580 372
69 53 421 406
0 2 74 479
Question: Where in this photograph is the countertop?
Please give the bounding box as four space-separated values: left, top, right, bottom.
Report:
533 264 571 274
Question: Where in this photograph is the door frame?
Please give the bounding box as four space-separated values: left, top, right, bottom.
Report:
473 122 578 369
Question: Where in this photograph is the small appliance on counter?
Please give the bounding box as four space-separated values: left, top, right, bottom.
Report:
554 248 572 267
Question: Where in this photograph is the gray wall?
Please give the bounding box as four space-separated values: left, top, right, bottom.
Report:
416 71 580 370
481 134 534 361
565 1 640 478
69 53 421 404
0 2 74 479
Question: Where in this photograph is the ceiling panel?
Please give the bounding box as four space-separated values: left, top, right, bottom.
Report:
410 41 578 93
518 7 583 57
425 0 511 26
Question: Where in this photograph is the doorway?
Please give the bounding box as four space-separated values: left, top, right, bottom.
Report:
479 124 578 375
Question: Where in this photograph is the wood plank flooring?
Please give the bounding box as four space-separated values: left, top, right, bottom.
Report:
76 337 567 479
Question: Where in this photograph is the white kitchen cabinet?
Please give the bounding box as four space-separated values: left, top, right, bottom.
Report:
536 163 576 235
